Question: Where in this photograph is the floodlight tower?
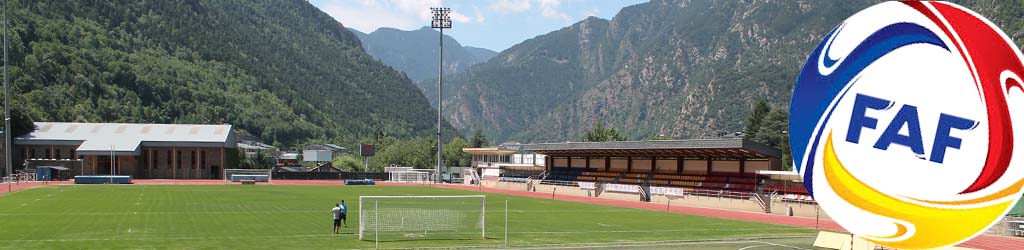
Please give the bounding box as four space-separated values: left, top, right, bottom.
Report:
431 7 451 183
2 0 11 180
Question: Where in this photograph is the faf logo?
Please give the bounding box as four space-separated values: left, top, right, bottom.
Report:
789 1 1024 249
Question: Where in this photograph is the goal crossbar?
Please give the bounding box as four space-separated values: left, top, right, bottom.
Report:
359 195 486 241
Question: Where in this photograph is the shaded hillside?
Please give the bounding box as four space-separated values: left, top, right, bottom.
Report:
8 0 445 146
351 27 497 82
424 16 624 140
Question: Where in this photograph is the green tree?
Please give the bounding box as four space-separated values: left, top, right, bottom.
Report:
470 129 489 148
443 137 471 167
745 100 771 139
583 122 626 142
371 137 436 170
238 151 274 169
750 109 792 170
333 154 364 172
0 107 34 138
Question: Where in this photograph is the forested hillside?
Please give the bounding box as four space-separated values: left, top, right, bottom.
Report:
7 0 445 146
350 27 497 82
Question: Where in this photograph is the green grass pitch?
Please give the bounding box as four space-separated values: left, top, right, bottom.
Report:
0 185 817 249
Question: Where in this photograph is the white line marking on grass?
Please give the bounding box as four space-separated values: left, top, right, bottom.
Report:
754 241 812 250
511 228 812 234
596 223 615 227
0 210 331 216
738 245 772 250
501 240 764 249
0 234 342 243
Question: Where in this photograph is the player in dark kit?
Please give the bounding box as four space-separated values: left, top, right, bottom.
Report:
339 200 348 227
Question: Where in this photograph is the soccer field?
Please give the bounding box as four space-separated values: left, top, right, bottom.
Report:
0 184 817 249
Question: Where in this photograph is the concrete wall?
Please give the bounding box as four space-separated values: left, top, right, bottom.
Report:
711 160 740 172
683 160 707 172
655 159 677 173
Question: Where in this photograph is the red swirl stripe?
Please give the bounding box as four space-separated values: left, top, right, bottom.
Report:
920 2 1022 194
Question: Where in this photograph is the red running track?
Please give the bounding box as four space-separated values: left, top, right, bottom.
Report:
4 180 1022 249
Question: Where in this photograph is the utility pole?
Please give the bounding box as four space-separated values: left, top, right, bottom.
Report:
3 0 11 180
431 7 451 183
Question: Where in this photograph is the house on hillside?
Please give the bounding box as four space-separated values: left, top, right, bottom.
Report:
237 140 277 158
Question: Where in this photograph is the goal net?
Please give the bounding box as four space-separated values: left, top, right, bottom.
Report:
359 195 485 241
389 171 432 183
223 169 272 182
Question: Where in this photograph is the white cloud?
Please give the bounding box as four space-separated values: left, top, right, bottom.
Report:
473 6 486 23
539 0 571 22
389 0 440 21
490 0 532 13
450 11 472 23
319 0 485 33
320 2 420 32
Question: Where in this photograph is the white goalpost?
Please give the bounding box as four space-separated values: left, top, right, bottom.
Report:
223 168 272 183
359 195 486 242
389 171 432 183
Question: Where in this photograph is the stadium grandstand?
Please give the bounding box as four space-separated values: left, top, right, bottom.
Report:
512 138 815 214
522 138 787 191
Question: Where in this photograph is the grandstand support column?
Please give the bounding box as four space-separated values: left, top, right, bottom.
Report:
650 157 656 174
195 147 200 179
148 148 153 178
172 147 177 179
676 157 683 174
585 156 590 170
567 157 572 169
706 158 712 173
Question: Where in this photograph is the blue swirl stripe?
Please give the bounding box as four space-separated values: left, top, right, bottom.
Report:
789 22 949 197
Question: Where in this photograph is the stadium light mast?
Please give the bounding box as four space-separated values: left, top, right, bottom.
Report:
2 0 11 180
431 7 451 183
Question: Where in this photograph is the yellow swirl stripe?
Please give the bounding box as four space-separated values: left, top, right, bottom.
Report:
822 131 1021 249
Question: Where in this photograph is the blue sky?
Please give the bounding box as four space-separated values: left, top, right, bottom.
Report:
309 0 648 52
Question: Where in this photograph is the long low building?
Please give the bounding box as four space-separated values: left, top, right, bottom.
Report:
520 138 788 193
523 138 783 173
13 122 237 179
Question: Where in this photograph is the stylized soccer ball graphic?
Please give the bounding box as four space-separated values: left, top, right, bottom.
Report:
789 1 1024 248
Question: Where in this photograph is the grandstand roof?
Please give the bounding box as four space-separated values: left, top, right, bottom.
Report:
14 122 236 156
522 138 782 159
462 147 518 155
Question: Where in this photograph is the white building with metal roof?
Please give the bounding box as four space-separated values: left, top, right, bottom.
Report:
13 122 237 179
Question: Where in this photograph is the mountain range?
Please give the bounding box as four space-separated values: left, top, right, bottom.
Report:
350 27 497 82
426 0 1024 143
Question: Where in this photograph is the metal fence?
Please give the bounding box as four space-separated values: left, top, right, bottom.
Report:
272 172 389 180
